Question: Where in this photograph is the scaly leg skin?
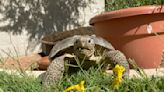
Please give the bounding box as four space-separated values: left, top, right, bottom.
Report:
105 50 129 78
41 56 65 87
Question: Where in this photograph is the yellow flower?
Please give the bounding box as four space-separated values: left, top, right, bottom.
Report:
64 80 85 92
112 64 125 89
112 77 122 89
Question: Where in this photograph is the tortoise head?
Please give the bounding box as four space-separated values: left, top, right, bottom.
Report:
74 35 95 59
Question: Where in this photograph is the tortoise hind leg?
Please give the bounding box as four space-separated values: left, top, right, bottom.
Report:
105 50 129 77
41 56 65 86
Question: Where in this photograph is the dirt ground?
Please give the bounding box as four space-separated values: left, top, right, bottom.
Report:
0 54 42 71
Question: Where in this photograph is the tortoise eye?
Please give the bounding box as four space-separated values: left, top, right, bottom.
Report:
88 40 91 43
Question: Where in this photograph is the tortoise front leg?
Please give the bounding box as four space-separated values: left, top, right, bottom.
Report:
105 50 129 77
41 56 65 86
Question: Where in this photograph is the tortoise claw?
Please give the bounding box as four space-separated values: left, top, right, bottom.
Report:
105 50 130 77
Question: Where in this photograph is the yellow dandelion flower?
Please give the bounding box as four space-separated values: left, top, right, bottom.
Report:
112 77 122 89
112 64 125 89
64 80 85 92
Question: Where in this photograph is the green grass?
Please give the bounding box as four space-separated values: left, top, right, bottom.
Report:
105 0 164 11
0 67 164 92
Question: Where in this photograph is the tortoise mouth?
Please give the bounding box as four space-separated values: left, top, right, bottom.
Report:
77 47 90 51
74 47 94 58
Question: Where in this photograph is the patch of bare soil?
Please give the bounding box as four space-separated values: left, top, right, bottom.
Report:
0 54 42 71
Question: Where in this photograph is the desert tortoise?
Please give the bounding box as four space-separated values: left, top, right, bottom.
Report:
41 35 129 86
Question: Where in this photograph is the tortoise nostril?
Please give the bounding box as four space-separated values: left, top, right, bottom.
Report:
75 40 78 44
75 39 79 44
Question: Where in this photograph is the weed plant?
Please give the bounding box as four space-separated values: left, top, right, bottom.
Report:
0 66 164 92
105 0 164 11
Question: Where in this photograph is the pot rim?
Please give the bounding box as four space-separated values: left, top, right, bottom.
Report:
90 5 164 25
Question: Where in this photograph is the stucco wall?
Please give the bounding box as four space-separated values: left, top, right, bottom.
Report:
0 0 104 57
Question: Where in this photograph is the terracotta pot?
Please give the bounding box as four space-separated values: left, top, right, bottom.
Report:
90 5 164 68
37 56 50 70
